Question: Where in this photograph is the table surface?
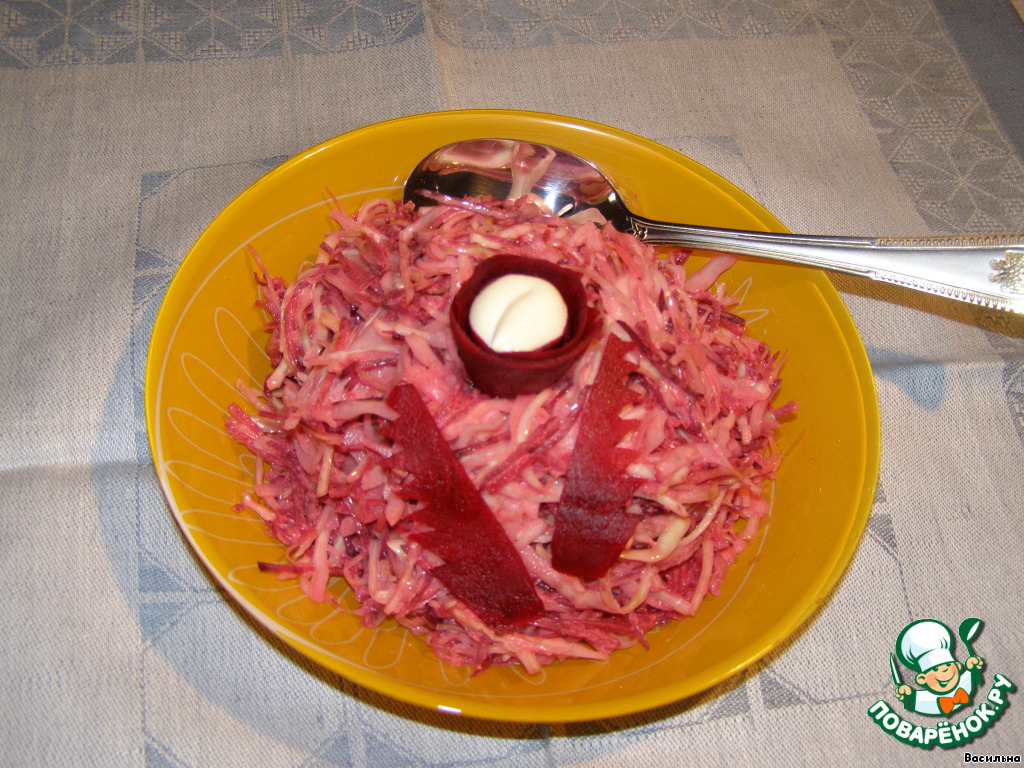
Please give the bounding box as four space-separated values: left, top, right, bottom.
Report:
2 1 1023 766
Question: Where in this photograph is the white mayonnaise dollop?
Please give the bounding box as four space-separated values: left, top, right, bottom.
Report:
468 273 568 353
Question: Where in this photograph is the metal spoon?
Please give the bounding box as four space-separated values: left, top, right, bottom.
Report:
404 138 1024 313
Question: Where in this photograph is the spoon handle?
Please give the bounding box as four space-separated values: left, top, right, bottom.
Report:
631 218 1024 313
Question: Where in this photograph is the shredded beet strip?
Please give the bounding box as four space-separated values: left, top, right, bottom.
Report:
381 382 544 631
551 333 643 580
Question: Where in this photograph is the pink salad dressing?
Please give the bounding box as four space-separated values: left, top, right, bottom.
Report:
226 194 794 674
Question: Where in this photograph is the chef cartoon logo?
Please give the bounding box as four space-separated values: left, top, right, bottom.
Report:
892 619 983 716
867 618 1017 750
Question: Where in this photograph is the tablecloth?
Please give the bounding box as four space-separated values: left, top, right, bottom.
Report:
2 1 1023 765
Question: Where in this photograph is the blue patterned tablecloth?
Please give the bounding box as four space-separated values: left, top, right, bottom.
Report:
2 2 1023 766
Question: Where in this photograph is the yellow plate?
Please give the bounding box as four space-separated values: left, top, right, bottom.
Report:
145 109 879 723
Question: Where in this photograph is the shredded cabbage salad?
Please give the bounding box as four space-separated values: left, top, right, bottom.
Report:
226 193 794 674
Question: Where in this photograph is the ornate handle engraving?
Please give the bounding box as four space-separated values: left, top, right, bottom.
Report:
990 250 1024 293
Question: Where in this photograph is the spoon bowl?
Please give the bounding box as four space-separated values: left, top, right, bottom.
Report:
405 138 1024 313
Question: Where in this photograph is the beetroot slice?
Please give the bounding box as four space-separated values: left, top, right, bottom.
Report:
381 383 544 631
551 334 643 581
449 255 600 398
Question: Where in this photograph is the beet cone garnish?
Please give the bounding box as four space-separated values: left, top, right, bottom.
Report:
449 254 600 397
